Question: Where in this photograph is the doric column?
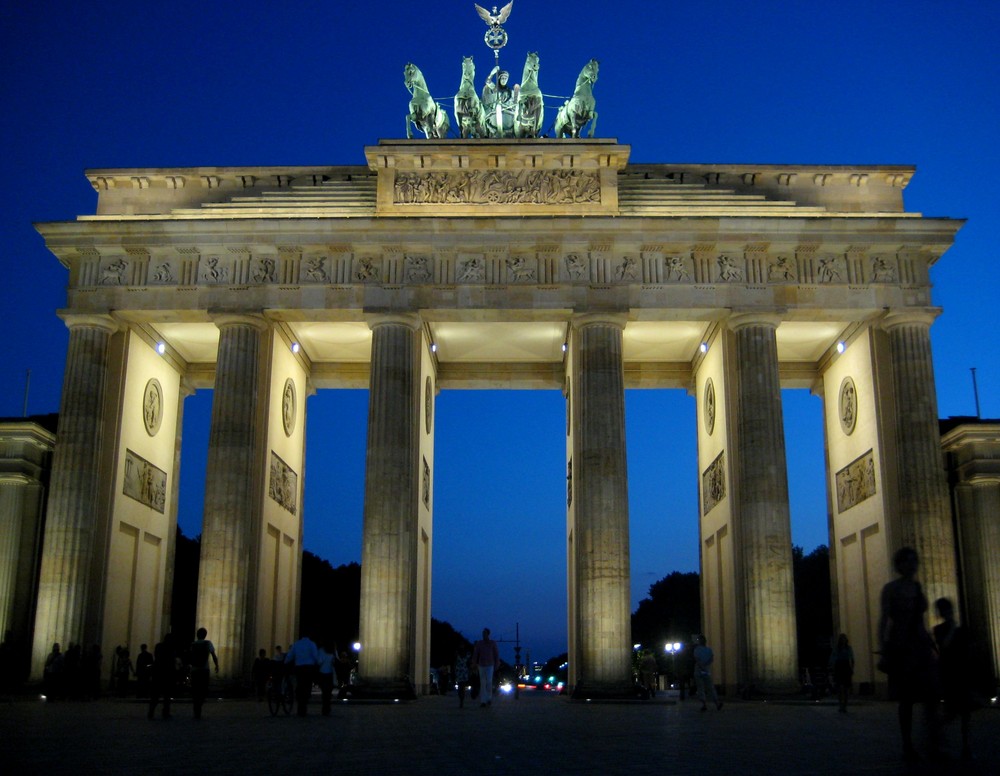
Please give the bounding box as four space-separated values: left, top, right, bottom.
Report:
963 479 1000 678
196 313 269 682
570 315 632 696
729 313 798 691
31 314 120 678
358 314 421 697
883 311 957 606
0 477 31 633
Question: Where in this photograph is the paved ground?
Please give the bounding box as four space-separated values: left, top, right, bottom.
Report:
2 689 998 775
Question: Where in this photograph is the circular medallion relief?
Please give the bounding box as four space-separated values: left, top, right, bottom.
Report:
839 376 858 436
425 377 433 434
282 378 296 437
703 378 716 436
142 378 163 437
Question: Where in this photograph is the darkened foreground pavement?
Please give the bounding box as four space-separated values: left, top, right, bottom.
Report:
3 691 998 775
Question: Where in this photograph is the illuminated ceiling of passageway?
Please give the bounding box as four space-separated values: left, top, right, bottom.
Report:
149 318 855 388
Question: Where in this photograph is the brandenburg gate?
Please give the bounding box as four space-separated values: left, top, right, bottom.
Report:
30 137 962 697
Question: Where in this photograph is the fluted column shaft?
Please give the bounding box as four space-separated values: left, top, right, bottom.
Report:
358 317 421 688
571 316 632 693
0 477 29 635
884 313 957 606
958 480 1000 679
31 315 119 677
730 314 798 691
196 314 268 681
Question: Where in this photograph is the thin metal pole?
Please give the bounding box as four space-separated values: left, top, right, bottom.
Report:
22 368 31 417
971 367 981 419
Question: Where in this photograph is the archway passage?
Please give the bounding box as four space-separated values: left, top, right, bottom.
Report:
28 139 962 698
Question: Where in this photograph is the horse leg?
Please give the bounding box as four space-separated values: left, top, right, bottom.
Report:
588 111 598 138
406 114 414 139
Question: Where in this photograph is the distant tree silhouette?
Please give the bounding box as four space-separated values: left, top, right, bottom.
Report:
299 553 360 653
170 543 483 679
793 544 833 674
169 527 199 640
430 618 473 668
631 571 701 672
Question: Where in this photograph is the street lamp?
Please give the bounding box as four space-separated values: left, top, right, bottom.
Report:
664 642 683 692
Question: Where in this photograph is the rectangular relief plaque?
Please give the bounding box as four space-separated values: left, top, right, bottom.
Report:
123 449 167 514
702 450 726 516
836 449 876 513
269 451 298 515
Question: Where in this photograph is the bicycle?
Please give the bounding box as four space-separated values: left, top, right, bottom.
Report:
266 671 294 716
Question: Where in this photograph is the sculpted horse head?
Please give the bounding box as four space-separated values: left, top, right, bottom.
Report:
461 56 475 83
521 52 540 86
403 62 423 94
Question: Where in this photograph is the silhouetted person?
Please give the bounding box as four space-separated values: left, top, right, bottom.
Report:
113 646 134 696
933 597 976 761
284 632 319 716
43 643 63 700
148 633 176 719
189 627 218 719
472 628 500 707
438 663 451 696
252 648 269 701
879 547 940 763
693 634 722 711
640 650 658 698
828 633 855 713
135 643 153 698
317 642 336 716
454 647 471 708
335 651 352 699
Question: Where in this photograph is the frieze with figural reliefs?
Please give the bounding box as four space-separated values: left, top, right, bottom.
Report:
72 248 922 291
393 170 601 205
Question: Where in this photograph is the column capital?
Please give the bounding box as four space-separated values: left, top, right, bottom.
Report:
0 472 35 486
210 312 270 332
365 313 422 331
968 474 1000 486
179 376 198 399
881 308 941 332
58 312 121 335
727 311 782 332
571 313 627 331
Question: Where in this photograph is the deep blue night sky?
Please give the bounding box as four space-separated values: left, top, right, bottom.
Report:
2 1 997 662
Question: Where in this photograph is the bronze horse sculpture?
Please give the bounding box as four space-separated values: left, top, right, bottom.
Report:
514 52 544 138
454 56 488 138
404 63 450 139
554 59 599 138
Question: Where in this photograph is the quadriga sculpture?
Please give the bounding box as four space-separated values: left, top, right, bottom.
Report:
404 63 450 139
554 59 599 138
